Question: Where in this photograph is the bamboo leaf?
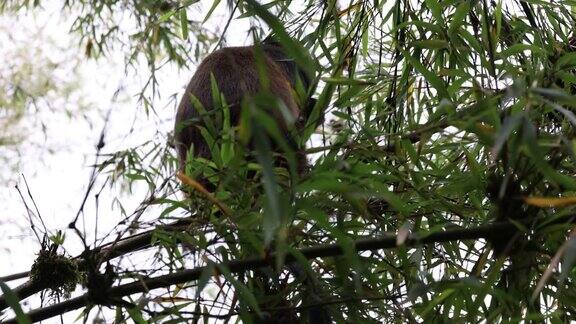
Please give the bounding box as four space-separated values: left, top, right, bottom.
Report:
401 49 450 100
0 281 30 324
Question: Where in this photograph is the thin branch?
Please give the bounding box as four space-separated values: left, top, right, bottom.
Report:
2 220 537 323
0 218 194 311
0 272 28 283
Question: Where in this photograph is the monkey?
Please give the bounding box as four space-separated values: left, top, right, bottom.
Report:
174 40 317 181
174 39 330 323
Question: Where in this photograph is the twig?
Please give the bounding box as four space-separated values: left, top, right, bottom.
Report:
212 0 240 51
21 175 48 235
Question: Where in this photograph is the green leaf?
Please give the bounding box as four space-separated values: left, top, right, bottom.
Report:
159 10 176 22
125 173 147 181
401 49 450 100
498 44 547 59
199 126 222 166
448 1 470 35
203 0 221 23
522 118 576 190
424 0 445 25
126 306 147 324
556 52 576 69
252 120 281 245
533 87 576 106
559 237 576 285
549 102 576 127
180 9 188 40
491 113 523 160
411 39 449 49
322 77 374 85
421 289 455 318
0 281 30 324
220 101 234 165
494 0 503 38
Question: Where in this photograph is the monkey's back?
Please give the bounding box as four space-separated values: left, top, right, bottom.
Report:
175 46 300 169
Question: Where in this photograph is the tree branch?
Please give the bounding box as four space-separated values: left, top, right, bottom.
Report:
0 218 194 312
2 220 526 323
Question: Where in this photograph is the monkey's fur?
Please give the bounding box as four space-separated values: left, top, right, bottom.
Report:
174 43 312 173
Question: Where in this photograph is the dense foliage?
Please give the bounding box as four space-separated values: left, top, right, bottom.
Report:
3 0 576 322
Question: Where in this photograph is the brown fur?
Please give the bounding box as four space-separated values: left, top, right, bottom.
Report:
174 45 300 171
